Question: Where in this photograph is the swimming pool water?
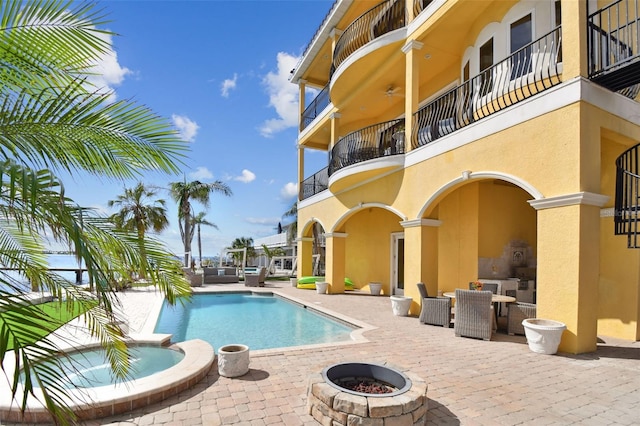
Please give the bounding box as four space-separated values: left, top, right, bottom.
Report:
27 345 185 389
154 293 355 351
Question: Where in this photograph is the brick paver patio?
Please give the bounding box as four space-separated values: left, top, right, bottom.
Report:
18 281 640 425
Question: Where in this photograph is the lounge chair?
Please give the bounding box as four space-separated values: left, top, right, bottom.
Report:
453 289 493 340
416 282 451 327
244 267 266 287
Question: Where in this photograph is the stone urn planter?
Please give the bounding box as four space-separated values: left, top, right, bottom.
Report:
217 344 250 377
369 282 382 296
522 318 566 354
390 295 412 316
316 281 329 294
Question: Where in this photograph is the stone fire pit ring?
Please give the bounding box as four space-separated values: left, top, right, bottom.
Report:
307 362 428 425
322 362 412 397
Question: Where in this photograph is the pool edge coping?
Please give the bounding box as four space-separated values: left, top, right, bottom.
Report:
150 287 377 357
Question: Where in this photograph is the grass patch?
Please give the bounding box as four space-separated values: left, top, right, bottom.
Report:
1 299 96 350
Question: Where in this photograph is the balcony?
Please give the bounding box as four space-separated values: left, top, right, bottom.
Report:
332 0 406 77
588 0 640 94
301 84 330 131
300 166 328 201
300 27 564 199
413 27 562 148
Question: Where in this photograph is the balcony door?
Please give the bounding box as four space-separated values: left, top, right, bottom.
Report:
391 232 405 295
510 14 533 79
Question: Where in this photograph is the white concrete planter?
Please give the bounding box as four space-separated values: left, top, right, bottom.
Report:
369 282 382 296
522 318 566 355
217 344 250 378
390 295 412 316
290 277 298 287
316 281 329 294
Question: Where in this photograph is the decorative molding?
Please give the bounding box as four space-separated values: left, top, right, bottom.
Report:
528 192 610 210
324 232 348 239
330 28 343 39
297 237 314 243
400 219 442 228
402 39 424 53
330 112 341 120
600 207 616 217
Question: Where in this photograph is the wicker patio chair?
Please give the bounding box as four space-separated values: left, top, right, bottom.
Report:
416 283 451 327
468 282 498 294
244 267 266 287
453 289 493 340
507 302 537 335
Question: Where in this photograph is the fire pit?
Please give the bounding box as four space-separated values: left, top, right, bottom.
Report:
307 362 427 424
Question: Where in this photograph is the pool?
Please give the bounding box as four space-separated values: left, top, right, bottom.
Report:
24 344 185 389
0 340 214 424
154 292 357 351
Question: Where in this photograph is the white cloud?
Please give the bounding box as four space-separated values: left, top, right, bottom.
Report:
87 32 132 101
280 182 298 200
172 114 199 142
221 73 238 98
234 169 256 183
259 52 300 138
189 166 214 181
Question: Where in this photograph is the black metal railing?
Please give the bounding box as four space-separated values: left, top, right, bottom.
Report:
413 0 435 18
329 118 405 176
412 27 562 149
332 0 406 77
588 0 639 80
301 84 330 131
301 166 329 200
615 144 640 248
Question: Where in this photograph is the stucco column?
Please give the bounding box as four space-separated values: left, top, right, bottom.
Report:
330 112 341 149
402 40 423 152
297 145 304 200
298 79 306 132
297 237 314 279
402 219 442 315
530 192 609 354
325 232 347 294
560 0 588 78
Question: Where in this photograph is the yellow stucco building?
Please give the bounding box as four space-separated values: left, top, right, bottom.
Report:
290 0 640 354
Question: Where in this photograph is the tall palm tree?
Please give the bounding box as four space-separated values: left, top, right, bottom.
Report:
169 179 232 266
191 212 218 266
108 183 169 278
283 202 298 245
229 237 255 266
0 1 191 423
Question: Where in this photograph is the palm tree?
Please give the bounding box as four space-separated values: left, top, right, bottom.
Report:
169 179 232 266
108 183 169 279
283 202 298 245
0 1 191 423
191 212 218 266
261 244 286 276
229 237 255 266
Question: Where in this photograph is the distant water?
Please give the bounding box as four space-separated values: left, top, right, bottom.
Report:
0 253 85 294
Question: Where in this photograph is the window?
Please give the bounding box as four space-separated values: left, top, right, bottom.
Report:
480 38 494 94
510 14 532 79
555 0 563 62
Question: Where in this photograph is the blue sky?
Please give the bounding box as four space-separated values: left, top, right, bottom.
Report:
57 0 332 258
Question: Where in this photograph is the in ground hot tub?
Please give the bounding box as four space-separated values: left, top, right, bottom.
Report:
307 362 428 424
